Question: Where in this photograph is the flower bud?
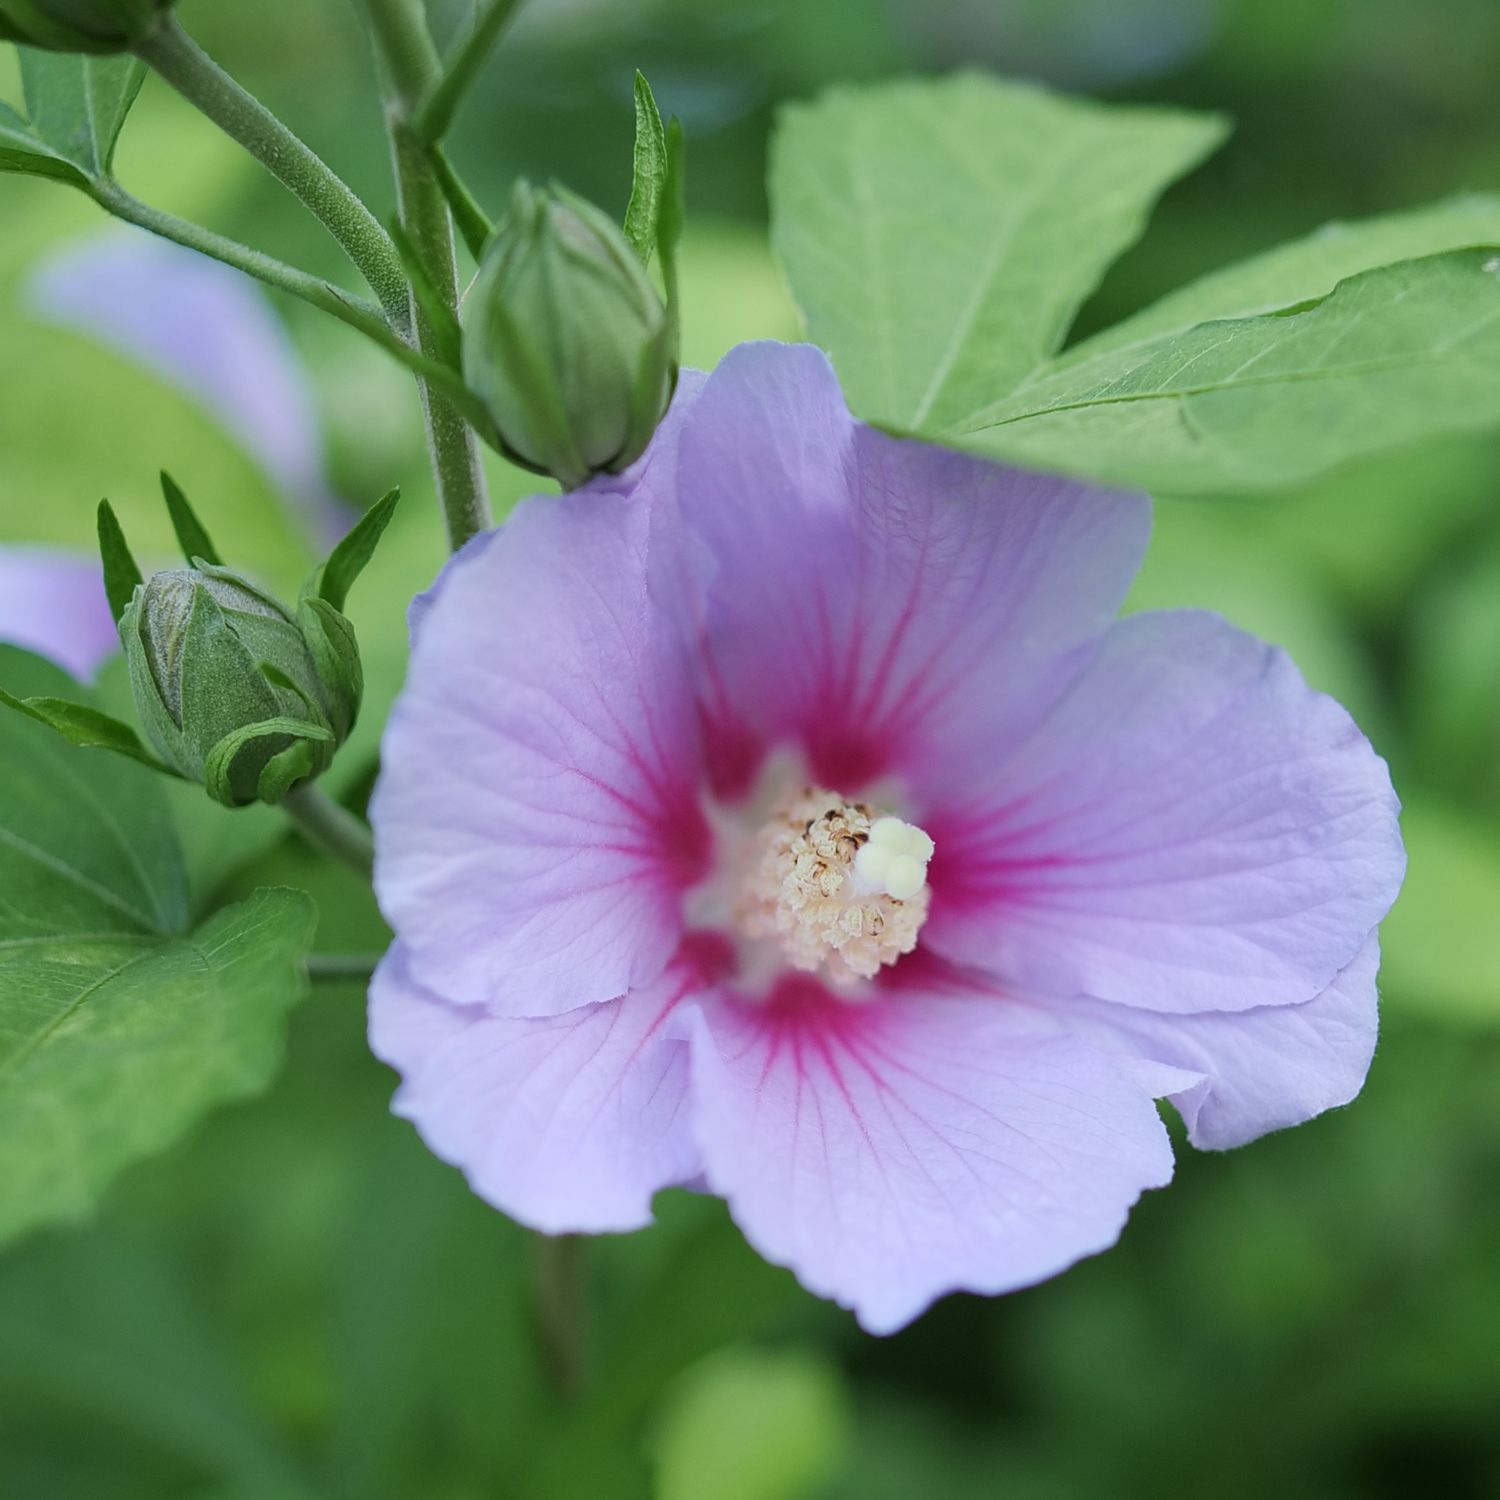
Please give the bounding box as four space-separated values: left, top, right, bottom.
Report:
121 562 360 808
0 0 173 52
463 179 677 489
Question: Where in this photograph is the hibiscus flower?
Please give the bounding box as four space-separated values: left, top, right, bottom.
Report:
370 342 1403 1333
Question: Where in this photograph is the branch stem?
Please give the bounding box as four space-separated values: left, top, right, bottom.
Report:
282 785 376 877
93 181 385 341
94 181 493 425
359 0 492 550
134 15 408 322
532 1233 588 1400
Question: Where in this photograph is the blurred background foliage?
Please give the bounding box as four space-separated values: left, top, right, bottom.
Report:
2 0 1500 1495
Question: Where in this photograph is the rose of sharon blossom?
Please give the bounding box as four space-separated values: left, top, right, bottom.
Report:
371 342 1404 1333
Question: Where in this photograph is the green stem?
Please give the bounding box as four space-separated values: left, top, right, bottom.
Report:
92 180 387 343
532 1233 587 1400
133 15 408 322
306 952 383 983
282 784 375 877
414 0 527 144
359 0 492 550
93 180 492 423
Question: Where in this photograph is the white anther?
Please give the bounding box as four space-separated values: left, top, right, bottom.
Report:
853 816 935 900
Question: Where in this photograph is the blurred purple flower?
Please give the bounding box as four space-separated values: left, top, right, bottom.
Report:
0 547 117 681
27 230 346 537
369 342 1404 1333
3 230 355 675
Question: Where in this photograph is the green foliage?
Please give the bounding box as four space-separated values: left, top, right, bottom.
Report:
650 1347 853 1500
0 647 185 934
770 74 1226 430
957 249 1500 492
0 46 141 188
771 76 1500 494
0 647 315 1248
0 885 315 1250
1072 193 1500 358
623 70 667 266
0 686 163 769
5 6 1500 1495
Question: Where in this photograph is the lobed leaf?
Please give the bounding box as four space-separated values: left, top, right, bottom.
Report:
0 648 317 1248
0 886 317 1248
1071 192 1500 359
952 248 1500 492
770 74 1226 430
771 78 1500 493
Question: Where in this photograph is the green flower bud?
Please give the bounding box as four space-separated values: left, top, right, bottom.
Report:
121 562 360 808
0 0 173 53
463 179 677 489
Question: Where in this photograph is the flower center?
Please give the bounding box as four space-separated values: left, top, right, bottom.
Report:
734 787 935 985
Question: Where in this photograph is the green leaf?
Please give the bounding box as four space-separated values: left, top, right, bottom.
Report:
623 70 667 266
0 886 317 1249
1075 193 1500 359
952 248 1500 492
315 486 400 612
0 688 167 772
769 74 1226 430
0 647 185 941
0 48 144 190
0 93 80 185
160 471 223 567
0 647 316 1247
96 499 142 622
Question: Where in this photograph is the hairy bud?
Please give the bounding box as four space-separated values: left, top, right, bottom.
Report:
0 0 173 53
464 179 677 489
121 562 360 808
